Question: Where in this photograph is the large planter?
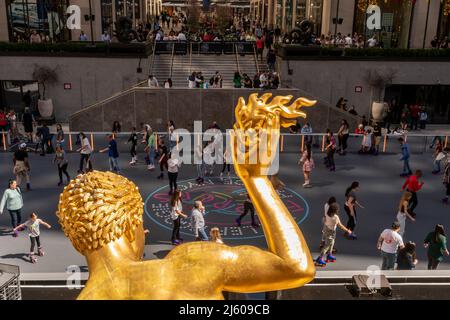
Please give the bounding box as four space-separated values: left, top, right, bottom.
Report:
371 102 385 122
38 99 53 118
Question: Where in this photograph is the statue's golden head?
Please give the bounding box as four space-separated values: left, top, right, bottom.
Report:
57 171 144 255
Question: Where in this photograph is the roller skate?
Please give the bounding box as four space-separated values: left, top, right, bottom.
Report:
38 248 45 257
29 254 37 264
326 254 336 263
315 256 327 267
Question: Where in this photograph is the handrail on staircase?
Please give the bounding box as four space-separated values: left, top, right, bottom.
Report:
149 40 157 76
189 42 193 75
253 43 260 74
234 44 241 75
169 42 175 78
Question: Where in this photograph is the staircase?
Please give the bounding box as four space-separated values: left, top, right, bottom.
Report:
150 55 172 85
149 47 260 88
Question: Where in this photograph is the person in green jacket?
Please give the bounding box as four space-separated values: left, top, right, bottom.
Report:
424 224 449 270
233 72 242 88
0 179 24 237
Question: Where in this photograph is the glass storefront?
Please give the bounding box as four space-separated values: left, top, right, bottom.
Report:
385 85 450 124
275 0 282 28
285 0 293 31
6 0 70 42
101 0 113 34
437 0 450 40
295 0 322 35
353 0 414 48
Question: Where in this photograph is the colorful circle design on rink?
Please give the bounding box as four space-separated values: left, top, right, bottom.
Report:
144 177 309 240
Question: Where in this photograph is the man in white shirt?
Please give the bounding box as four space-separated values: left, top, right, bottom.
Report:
344 34 353 48
191 201 208 241
101 31 111 43
367 35 378 48
148 75 159 88
177 32 186 41
377 222 405 270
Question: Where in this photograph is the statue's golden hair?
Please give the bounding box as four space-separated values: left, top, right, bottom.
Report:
57 171 143 254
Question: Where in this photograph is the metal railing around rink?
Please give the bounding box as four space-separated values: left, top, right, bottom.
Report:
1 131 448 155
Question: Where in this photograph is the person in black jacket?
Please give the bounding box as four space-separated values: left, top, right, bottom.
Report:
396 242 418 270
22 107 34 142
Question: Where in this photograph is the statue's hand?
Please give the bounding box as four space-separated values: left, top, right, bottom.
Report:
231 93 316 178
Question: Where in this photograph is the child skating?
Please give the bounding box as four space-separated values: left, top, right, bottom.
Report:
14 212 51 263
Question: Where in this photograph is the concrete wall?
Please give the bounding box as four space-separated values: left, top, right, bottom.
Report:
0 1 9 42
69 88 360 133
280 59 450 118
326 0 355 37
0 56 148 121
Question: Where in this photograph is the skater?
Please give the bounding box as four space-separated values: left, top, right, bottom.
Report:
210 227 223 244
220 147 231 179
195 143 205 184
315 203 353 267
324 129 336 172
77 132 93 173
398 137 412 177
396 191 416 237
167 153 181 195
320 197 338 250
13 213 51 263
401 170 424 217
100 134 120 174
167 120 175 150
443 149 450 204
377 221 404 270
157 138 168 179
191 201 208 241
373 123 382 155
344 182 364 239
128 127 138 165
298 144 315 188
0 179 24 237
13 143 31 191
145 127 157 170
203 140 215 176
424 224 449 270
432 140 445 174
236 194 259 228
337 120 349 155
54 144 70 186
396 242 418 270
170 190 187 245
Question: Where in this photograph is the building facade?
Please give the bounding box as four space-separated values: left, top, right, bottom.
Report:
250 0 450 48
0 0 163 42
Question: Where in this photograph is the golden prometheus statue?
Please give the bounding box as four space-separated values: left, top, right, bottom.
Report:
57 93 317 300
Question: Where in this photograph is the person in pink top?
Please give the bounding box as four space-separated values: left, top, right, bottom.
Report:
299 145 315 188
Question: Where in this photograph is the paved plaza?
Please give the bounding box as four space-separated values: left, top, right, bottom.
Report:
1 136 450 275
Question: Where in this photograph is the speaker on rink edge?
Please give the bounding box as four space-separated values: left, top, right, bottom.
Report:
351 274 392 297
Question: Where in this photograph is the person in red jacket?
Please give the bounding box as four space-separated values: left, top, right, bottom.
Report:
401 170 424 217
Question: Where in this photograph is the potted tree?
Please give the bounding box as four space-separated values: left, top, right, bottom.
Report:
363 68 397 123
32 65 58 118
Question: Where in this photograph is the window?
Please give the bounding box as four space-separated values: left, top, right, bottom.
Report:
101 0 113 34
353 0 414 48
6 0 70 42
296 0 322 35
285 0 293 31
437 0 450 40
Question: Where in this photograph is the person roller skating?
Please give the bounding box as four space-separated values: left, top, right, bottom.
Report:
14 212 51 264
315 203 353 267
